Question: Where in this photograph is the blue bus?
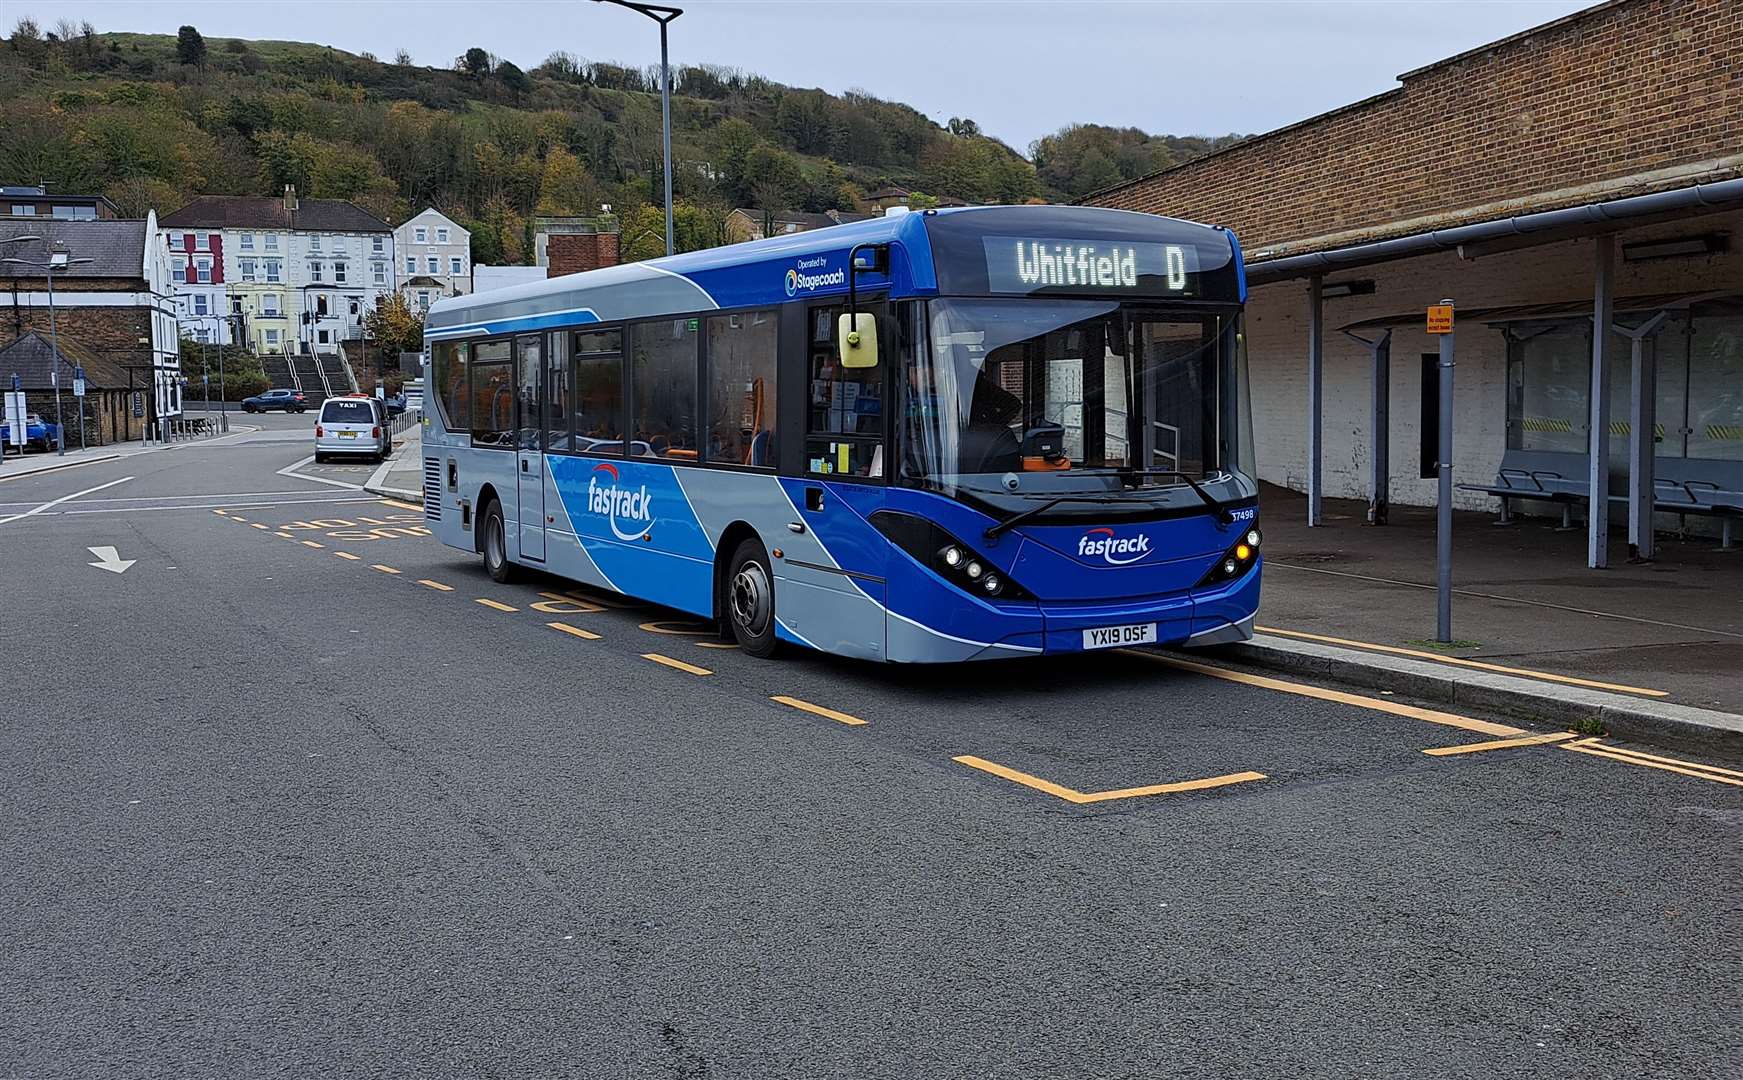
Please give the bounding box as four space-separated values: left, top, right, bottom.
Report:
421 205 1259 662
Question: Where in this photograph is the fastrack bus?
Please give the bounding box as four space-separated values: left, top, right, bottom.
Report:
420 205 1260 662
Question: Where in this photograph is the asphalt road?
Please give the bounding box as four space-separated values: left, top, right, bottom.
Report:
1 431 1739 1079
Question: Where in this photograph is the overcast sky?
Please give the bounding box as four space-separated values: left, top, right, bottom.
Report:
23 0 1595 152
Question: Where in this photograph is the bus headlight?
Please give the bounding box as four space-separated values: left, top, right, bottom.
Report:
941 545 964 568
870 510 1036 602
965 561 983 579
1246 528 1262 548
1198 525 1262 588
982 574 1001 595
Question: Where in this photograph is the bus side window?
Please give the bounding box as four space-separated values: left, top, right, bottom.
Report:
630 319 698 460
706 309 778 467
573 329 624 455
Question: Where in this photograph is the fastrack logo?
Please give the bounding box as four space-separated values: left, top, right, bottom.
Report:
1077 527 1151 565
587 462 652 541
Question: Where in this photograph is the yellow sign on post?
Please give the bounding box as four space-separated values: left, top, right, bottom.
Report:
1427 304 1455 334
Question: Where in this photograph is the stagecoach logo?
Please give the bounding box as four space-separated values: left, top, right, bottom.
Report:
587 462 653 541
784 256 845 297
1078 527 1152 566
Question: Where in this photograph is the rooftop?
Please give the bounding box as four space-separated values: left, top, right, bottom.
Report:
0 219 148 280
0 330 129 389
161 195 391 235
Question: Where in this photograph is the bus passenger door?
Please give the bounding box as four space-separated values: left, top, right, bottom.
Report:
515 334 546 562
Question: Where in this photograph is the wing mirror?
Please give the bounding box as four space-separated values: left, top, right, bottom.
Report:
837 312 879 368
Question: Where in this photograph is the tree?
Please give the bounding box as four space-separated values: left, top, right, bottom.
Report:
394 49 413 66
460 47 491 79
363 292 425 355
946 117 980 138
176 25 206 69
497 60 531 103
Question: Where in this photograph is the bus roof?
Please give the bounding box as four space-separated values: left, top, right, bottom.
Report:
426 205 1242 341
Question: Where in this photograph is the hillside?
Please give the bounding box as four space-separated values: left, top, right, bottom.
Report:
0 19 1244 261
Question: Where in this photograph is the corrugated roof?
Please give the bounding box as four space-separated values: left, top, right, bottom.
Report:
0 331 131 389
161 195 390 234
0 219 146 280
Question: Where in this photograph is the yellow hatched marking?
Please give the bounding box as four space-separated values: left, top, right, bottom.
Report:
1422 731 1577 756
696 641 738 650
379 499 422 511
358 516 388 525
370 563 401 574
274 531 294 539
642 652 712 676
211 509 229 516
1126 651 1523 737
230 515 247 522
771 696 867 726
300 540 324 549
1561 738 1743 787
475 598 517 612
416 579 454 591
953 755 1265 804
639 619 712 636
1257 626 1669 697
250 523 268 530
334 551 361 560
548 621 602 641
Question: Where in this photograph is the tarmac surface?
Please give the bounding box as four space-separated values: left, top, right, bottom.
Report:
2 427 1739 1079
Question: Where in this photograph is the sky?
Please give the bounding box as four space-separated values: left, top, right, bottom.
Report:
18 0 1597 153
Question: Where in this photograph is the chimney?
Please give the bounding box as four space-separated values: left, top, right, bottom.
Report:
283 185 299 211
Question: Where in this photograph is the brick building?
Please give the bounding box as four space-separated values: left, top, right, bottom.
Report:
1082 0 1742 566
533 216 620 277
2 185 119 221
0 331 145 447
0 213 182 436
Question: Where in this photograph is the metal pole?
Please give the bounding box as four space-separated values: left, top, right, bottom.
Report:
46 265 65 456
1436 318 1455 643
1623 311 1667 562
1306 274 1323 526
76 369 86 452
1587 235 1614 569
659 18 674 256
218 319 229 433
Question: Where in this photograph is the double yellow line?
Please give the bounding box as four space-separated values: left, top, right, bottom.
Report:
1561 738 1743 787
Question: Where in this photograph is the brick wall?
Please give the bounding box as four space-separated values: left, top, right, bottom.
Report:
2 304 156 374
1085 0 1743 252
546 233 619 277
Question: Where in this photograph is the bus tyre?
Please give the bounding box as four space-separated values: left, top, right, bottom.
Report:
482 499 518 584
725 538 779 658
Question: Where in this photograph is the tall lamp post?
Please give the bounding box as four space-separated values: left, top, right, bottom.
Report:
593 0 682 256
4 239 94 455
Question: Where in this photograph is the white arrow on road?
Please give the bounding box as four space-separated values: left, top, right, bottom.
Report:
87 545 136 574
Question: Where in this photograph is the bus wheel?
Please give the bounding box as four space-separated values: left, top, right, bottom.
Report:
482 499 518 584
726 538 779 658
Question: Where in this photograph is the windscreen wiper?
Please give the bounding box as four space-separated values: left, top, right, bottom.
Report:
1119 469 1235 524
983 496 1113 540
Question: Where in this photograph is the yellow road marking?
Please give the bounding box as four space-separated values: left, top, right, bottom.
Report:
1561 738 1743 787
275 531 293 539
1422 731 1577 756
475 598 517 611
371 563 401 574
639 619 712 636
300 540 324 548
250 523 268 530
334 551 361 560
211 509 229 516
771 696 867 726
642 652 712 676
379 499 422 511
358 516 387 525
1126 651 1523 737
1257 625 1669 697
696 641 738 649
953 755 1266 804
532 592 605 614
230 515 247 522
548 621 602 641
416 579 453 591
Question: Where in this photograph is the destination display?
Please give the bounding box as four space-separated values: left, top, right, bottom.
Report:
982 236 1204 297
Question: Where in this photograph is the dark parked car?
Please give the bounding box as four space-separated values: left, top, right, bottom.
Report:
241 389 308 413
383 392 407 417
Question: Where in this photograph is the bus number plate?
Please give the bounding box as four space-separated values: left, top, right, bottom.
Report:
1082 623 1157 650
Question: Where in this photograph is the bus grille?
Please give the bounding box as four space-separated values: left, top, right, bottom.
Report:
423 458 441 521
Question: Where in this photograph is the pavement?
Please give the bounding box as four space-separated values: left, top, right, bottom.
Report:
364 417 424 500
1 433 1739 1078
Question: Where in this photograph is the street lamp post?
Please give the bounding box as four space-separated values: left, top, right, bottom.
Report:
593 0 683 256
3 239 93 456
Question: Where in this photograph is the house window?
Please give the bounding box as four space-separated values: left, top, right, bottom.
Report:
318 329 331 345
310 235 322 251
405 256 416 275
372 263 386 286
262 294 281 316
240 233 254 250
372 236 384 254
426 256 439 274
415 227 428 243
436 227 450 243
231 294 243 315
52 205 95 220
334 262 347 284
193 294 209 316
264 234 279 251
238 258 255 280
348 299 360 317
11 205 36 216
194 258 212 283
172 259 186 284
265 329 280 345
265 258 282 283
417 290 430 310
194 234 210 251
309 261 323 282
168 231 181 246
450 256 463 275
